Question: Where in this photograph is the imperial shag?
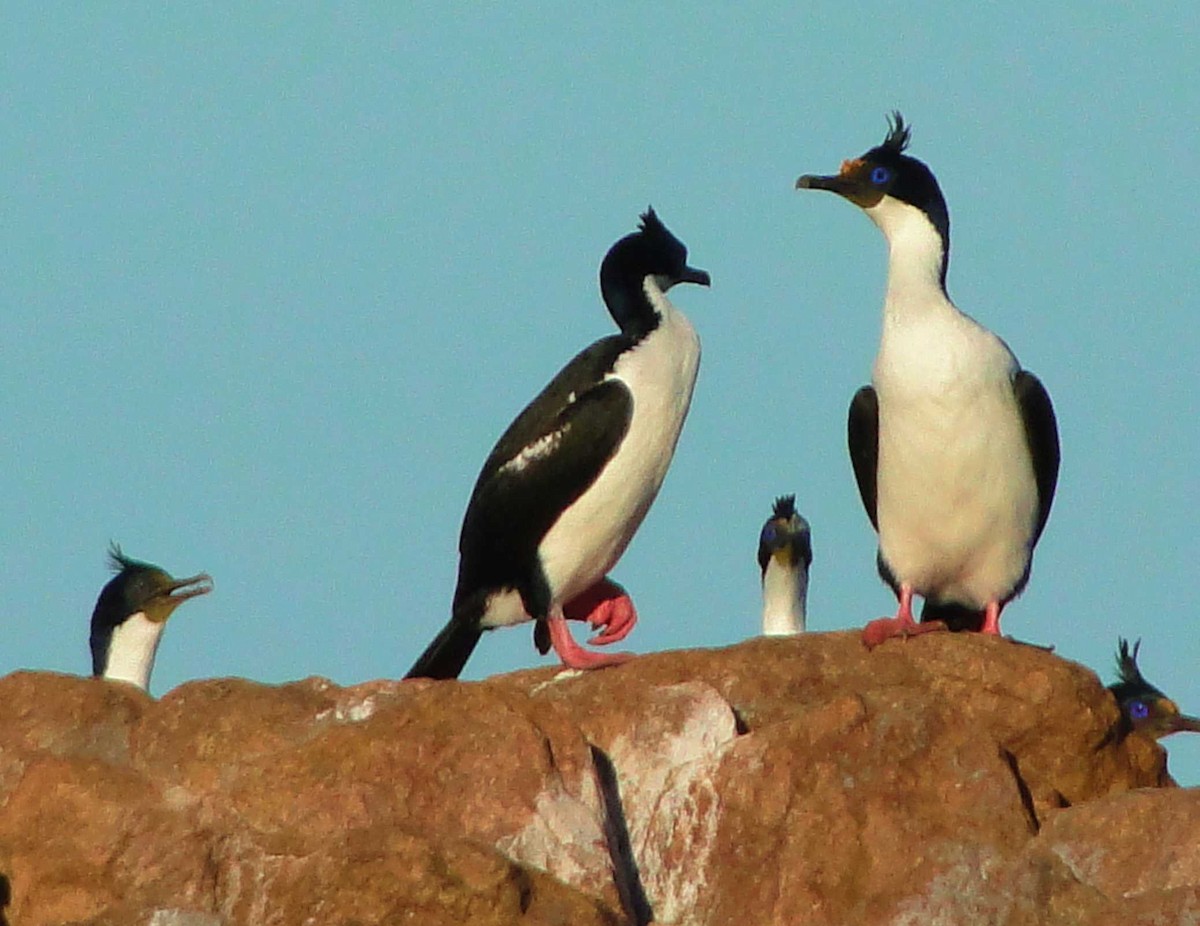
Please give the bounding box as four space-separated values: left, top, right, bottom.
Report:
1098 638 1200 746
796 114 1060 648
758 495 811 635
406 208 709 679
90 544 213 691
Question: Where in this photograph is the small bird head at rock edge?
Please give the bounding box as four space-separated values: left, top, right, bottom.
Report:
95 544 214 626
1099 638 1200 747
757 494 812 575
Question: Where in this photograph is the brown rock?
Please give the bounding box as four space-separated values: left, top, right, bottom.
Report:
0 631 1191 925
997 787 1200 923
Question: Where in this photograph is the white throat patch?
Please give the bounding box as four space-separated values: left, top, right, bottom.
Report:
102 611 166 691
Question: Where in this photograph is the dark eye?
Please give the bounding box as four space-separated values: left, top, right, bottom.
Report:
1129 700 1150 721
761 524 778 545
870 165 891 186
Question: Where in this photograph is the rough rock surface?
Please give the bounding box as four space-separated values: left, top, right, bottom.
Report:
0 631 1196 925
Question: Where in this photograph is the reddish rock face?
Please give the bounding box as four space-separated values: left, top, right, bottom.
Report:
0 632 1193 925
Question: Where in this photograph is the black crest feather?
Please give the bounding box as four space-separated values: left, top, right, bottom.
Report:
638 207 664 236
107 541 132 573
882 111 911 154
1114 637 1147 688
772 495 797 519
107 542 152 575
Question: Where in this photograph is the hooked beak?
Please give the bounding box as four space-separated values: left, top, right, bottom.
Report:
1166 713 1200 736
795 173 854 194
166 572 214 604
796 158 884 209
680 265 711 287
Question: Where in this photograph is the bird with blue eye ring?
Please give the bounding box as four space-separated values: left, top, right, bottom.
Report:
1097 638 1200 748
870 165 891 186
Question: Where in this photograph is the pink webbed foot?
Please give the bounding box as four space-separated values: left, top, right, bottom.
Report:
862 585 947 650
861 615 947 649
546 605 634 671
563 578 639 646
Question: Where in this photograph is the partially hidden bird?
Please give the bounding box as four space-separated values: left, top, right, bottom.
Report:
758 494 812 635
90 544 213 691
405 208 709 680
1098 638 1200 747
796 113 1060 649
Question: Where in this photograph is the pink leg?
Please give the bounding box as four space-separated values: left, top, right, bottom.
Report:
861 585 948 649
980 601 1003 636
563 578 638 646
546 605 634 671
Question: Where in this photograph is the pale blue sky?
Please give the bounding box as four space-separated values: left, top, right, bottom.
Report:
4 6 1198 779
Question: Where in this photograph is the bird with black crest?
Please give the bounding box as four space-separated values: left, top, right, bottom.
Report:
796 113 1060 649
758 494 812 636
90 544 213 691
1098 638 1200 748
406 209 709 680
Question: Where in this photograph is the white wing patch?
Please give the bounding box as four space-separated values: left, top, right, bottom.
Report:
500 424 570 476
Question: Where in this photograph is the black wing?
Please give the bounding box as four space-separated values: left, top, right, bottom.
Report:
406 336 634 681
475 335 630 484
1013 371 1060 547
847 386 880 531
454 338 634 611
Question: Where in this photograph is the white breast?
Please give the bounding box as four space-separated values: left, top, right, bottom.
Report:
537 284 701 604
761 558 808 635
102 612 165 691
874 312 1039 608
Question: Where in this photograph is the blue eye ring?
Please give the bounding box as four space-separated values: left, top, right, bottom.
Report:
761 524 778 545
1129 700 1150 720
870 165 891 186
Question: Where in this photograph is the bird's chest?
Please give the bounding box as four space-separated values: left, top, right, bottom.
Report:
538 317 701 598
872 327 1037 593
876 377 1023 499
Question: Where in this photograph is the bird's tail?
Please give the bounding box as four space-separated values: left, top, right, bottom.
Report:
920 600 985 633
404 617 482 680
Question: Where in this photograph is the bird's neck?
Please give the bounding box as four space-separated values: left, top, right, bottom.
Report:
869 202 954 326
102 612 165 691
601 274 668 341
762 561 807 635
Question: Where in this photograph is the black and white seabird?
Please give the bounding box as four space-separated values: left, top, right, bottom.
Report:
1098 638 1200 747
796 114 1060 648
90 544 213 691
406 208 709 680
758 495 812 635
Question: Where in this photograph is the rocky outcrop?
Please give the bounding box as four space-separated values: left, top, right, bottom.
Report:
0 631 1195 925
